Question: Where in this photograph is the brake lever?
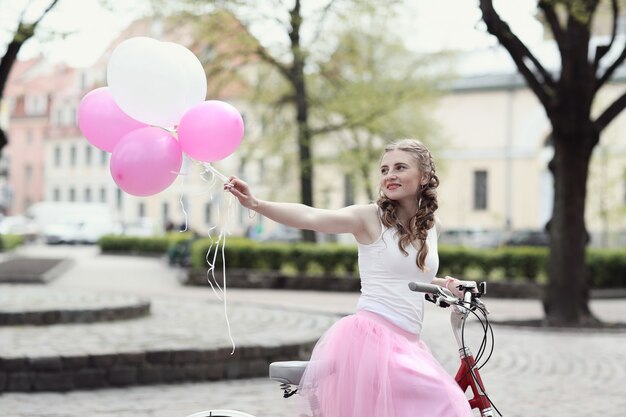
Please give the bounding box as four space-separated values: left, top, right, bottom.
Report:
425 289 454 308
425 293 449 307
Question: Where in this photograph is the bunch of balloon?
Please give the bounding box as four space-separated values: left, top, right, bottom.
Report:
77 37 244 197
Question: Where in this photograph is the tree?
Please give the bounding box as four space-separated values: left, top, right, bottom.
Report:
179 1 447 241
477 0 626 325
0 0 60 156
311 13 449 200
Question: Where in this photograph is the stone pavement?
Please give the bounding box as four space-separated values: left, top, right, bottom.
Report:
1 244 625 417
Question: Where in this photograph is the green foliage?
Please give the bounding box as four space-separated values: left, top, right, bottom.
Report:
100 234 626 288
587 249 626 288
0 234 25 251
98 235 170 254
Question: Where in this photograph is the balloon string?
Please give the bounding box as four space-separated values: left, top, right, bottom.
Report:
202 162 230 183
202 173 238 354
220 229 236 354
179 174 188 232
204 226 224 299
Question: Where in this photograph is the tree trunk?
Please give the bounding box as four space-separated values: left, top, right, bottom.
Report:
289 0 315 242
295 87 315 242
543 124 598 326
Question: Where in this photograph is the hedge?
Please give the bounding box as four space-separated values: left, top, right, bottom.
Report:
99 232 195 254
0 234 25 251
98 235 626 288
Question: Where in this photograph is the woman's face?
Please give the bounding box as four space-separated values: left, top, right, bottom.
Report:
380 149 424 202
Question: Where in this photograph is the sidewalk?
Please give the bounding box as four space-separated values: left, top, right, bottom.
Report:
1 244 625 417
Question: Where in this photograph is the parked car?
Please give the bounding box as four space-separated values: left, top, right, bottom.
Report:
439 228 503 248
27 202 117 245
121 218 162 237
503 229 550 246
256 224 335 243
0 215 39 241
42 222 81 245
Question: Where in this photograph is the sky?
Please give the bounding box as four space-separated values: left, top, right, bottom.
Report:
1 0 545 68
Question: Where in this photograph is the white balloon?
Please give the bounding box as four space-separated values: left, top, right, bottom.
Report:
162 42 207 115
107 37 207 128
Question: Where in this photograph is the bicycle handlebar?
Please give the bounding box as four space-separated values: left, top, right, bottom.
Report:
407 281 441 294
408 280 489 313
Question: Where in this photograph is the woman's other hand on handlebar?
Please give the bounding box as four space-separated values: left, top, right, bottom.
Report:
224 176 259 210
443 276 478 299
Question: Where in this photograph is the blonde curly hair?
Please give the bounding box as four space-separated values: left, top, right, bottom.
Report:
376 139 439 271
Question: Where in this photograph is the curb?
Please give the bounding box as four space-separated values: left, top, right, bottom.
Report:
0 300 151 326
183 269 626 299
0 341 316 392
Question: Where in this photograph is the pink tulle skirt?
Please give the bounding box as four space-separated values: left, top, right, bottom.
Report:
297 310 473 417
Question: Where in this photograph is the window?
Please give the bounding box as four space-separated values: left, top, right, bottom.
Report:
71 106 77 127
162 202 169 223
53 188 60 202
101 150 108 166
138 202 146 217
80 72 87 90
70 146 77 166
84 188 92 202
344 174 355 206
54 146 61 166
473 170 488 210
24 95 47 115
85 145 92 165
24 165 32 182
100 187 107 203
116 188 123 210
69 187 76 202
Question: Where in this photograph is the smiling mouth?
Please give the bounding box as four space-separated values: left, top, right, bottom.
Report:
387 184 400 190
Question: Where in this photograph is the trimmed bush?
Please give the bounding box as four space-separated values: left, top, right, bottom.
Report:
99 234 625 288
0 234 25 251
98 235 170 254
587 249 626 288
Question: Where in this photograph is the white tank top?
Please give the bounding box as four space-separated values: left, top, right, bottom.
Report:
356 216 439 335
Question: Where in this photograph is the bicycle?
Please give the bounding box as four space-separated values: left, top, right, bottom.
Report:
187 280 501 417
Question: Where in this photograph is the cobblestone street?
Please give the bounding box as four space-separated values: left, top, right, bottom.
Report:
0 245 624 417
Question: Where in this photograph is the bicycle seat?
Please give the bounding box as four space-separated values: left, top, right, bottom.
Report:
269 361 308 385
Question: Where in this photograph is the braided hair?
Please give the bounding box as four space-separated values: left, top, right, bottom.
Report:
376 139 439 271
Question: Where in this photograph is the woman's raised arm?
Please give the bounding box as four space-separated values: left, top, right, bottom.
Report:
224 176 372 236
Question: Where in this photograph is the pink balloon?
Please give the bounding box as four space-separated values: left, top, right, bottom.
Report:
178 100 244 162
110 127 182 196
77 87 147 152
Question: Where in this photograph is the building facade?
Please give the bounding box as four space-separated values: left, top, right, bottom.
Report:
4 19 626 247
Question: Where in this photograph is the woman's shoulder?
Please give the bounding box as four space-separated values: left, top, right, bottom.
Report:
343 202 377 213
346 204 382 244
349 203 380 220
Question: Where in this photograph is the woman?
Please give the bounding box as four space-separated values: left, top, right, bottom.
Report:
224 139 472 417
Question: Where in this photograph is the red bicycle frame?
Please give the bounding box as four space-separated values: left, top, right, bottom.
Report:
450 296 494 417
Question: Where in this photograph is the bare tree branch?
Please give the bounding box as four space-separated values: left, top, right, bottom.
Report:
309 0 338 47
595 89 626 134
538 0 566 57
310 84 424 136
595 1 626 91
256 45 291 79
478 0 556 111
0 0 60 100
593 0 618 73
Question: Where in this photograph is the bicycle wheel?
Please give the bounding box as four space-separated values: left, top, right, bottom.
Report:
185 410 256 417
